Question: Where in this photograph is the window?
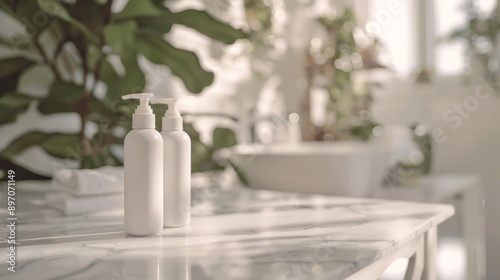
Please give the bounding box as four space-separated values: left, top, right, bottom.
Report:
366 0 497 78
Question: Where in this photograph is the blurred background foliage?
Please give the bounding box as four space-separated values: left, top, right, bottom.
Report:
439 0 500 84
304 8 380 141
0 0 246 180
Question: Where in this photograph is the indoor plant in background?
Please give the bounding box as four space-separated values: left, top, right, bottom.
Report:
0 0 246 180
303 8 382 141
243 0 286 78
439 0 500 85
229 0 288 145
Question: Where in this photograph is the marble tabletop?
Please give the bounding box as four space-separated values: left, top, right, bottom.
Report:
0 182 454 280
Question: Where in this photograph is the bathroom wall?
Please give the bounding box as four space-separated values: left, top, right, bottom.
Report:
371 76 500 279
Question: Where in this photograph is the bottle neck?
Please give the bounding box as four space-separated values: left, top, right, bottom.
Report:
162 117 183 131
132 114 155 129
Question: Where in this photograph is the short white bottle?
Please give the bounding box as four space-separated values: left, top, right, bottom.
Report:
151 98 191 227
122 93 163 236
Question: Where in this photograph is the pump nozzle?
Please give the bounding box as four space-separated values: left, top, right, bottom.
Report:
122 93 155 129
151 98 182 131
122 93 154 115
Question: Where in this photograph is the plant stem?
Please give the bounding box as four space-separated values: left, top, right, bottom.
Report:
52 35 69 61
76 44 90 155
87 0 115 155
78 93 90 155
33 37 61 80
49 24 77 83
94 120 117 154
89 54 105 94
57 23 83 84
88 52 108 153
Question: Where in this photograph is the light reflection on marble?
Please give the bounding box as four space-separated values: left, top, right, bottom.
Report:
0 182 453 280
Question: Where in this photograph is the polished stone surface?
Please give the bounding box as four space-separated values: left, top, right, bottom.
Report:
0 181 453 280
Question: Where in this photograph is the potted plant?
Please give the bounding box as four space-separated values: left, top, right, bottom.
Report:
303 8 383 141
0 0 246 180
439 0 500 84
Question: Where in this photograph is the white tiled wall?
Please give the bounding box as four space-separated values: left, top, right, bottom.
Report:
371 76 500 279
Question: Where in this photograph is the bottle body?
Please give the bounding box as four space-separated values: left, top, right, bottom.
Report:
162 130 191 227
124 129 163 236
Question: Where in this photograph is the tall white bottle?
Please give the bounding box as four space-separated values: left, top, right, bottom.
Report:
151 98 191 227
122 93 163 236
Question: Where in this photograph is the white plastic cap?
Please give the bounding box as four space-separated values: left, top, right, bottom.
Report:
150 98 183 131
122 93 155 129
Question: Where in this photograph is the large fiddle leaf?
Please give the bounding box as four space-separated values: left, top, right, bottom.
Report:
0 0 248 180
37 80 83 115
212 127 237 151
112 0 162 22
113 0 246 44
173 9 246 44
99 53 145 99
0 93 34 125
136 30 213 93
0 57 35 96
103 21 137 56
37 0 98 43
81 146 122 169
1 131 80 160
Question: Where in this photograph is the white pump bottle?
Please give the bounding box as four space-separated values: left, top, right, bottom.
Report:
122 93 163 236
151 98 191 227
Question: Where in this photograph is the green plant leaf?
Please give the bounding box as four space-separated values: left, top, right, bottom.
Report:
86 44 103 72
0 156 50 180
212 127 237 151
37 80 84 114
107 149 123 165
40 133 80 158
0 1 15 16
81 147 122 169
228 160 249 185
0 57 35 78
98 59 121 92
103 21 137 56
112 0 162 22
0 34 18 49
37 0 99 44
136 16 174 34
0 33 37 56
191 139 211 173
81 154 102 169
89 96 120 122
0 57 35 96
0 1 63 42
173 9 246 44
184 122 201 142
0 93 34 125
99 53 145 98
0 34 12 48
0 1 43 31
184 123 210 173
69 0 112 35
136 30 214 93
112 0 245 43
1 131 80 160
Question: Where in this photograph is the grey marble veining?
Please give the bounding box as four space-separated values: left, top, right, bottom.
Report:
0 182 454 280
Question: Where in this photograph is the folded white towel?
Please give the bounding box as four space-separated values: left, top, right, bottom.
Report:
45 192 123 216
52 166 124 195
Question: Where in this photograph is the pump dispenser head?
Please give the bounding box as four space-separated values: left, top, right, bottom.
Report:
150 98 182 131
122 93 155 129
